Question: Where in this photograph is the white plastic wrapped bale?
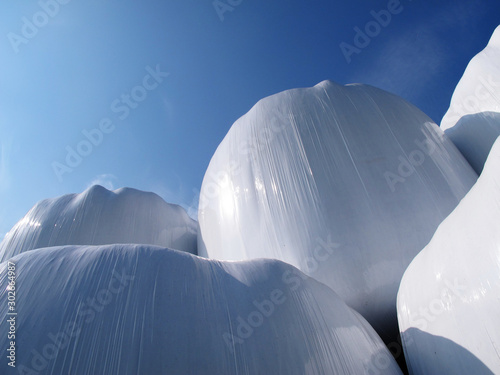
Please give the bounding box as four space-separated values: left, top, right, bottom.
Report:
446 112 500 174
0 185 197 262
441 26 500 173
441 26 500 131
197 80 477 341
397 137 500 374
0 244 402 375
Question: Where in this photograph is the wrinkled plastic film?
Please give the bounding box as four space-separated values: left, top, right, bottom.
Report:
198 80 477 339
397 137 500 374
0 185 198 262
0 245 402 374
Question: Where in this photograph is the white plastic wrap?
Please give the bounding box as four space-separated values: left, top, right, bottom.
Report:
397 137 500 374
0 185 197 262
441 26 500 131
0 244 402 374
446 112 500 174
441 26 500 174
198 80 477 340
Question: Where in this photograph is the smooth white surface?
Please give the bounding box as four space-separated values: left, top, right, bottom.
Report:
198 80 477 339
0 185 197 262
440 26 500 174
397 137 500 374
446 111 500 174
0 244 402 375
441 26 500 131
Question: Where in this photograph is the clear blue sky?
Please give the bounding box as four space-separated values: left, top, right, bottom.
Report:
1 0 499 238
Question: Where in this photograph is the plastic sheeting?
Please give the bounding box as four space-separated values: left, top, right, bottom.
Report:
198 80 478 340
440 26 500 174
441 25 500 131
446 112 500 174
0 185 197 262
397 137 500 374
0 244 402 375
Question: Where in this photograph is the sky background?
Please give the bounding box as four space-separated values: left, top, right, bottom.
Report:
0 0 499 238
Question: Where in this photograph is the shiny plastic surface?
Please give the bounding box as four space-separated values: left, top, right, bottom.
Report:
198 80 477 339
446 112 500 174
0 244 402 375
440 26 500 174
397 137 500 374
0 185 197 262
441 26 500 131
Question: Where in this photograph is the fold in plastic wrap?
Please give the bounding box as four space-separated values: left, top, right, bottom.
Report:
446 112 500 174
0 245 402 374
441 26 500 173
198 80 477 339
441 26 500 131
0 185 197 262
397 138 500 374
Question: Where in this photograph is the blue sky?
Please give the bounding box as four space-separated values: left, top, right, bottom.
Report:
0 0 499 238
